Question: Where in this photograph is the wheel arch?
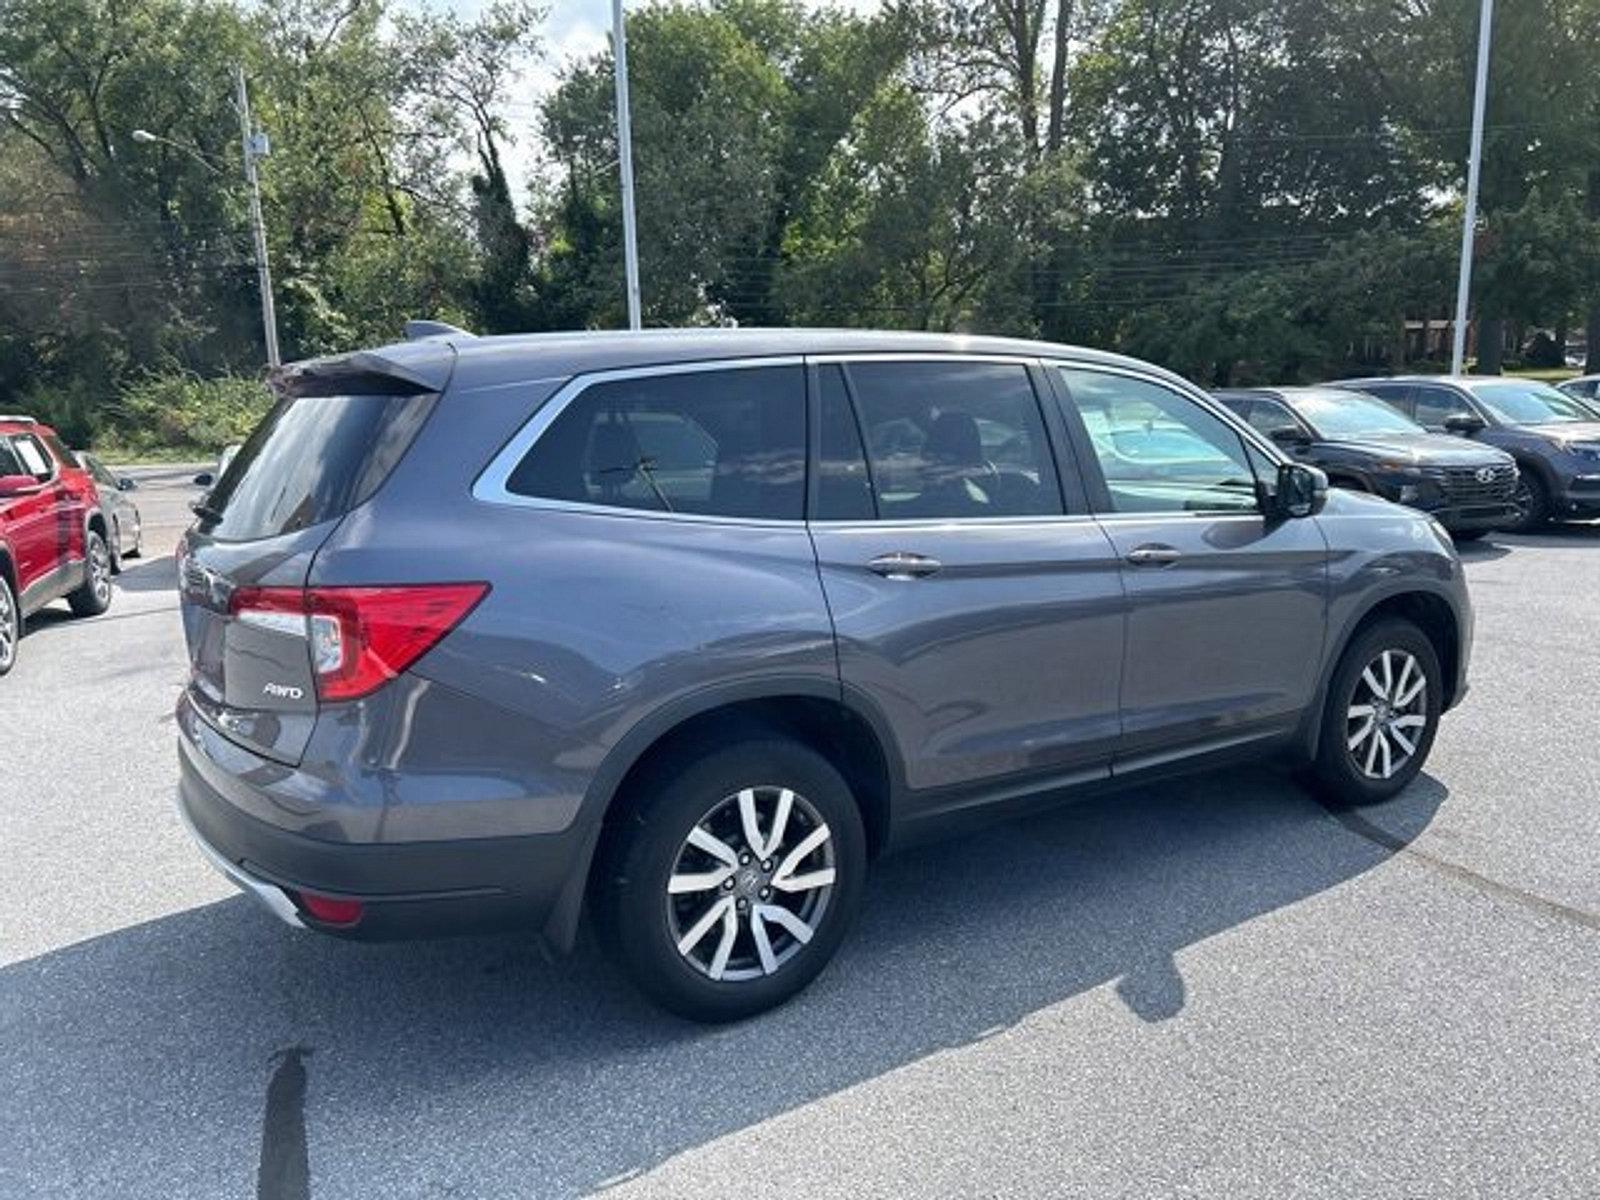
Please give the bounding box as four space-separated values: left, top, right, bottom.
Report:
1301 587 1463 761
541 679 905 952
85 506 109 542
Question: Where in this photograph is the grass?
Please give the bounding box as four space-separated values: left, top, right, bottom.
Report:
1505 367 1580 382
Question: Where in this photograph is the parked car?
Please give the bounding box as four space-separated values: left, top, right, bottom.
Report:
177 329 1472 1020
0 415 114 675
1340 375 1600 532
76 452 143 569
1214 386 1518 539
1555 375 1600 415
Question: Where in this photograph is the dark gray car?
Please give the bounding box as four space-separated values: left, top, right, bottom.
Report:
177 329 1473 1020
1214 386 1518 538
1340 375 1600 531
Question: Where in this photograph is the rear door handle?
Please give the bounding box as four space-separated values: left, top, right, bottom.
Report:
867 552 942 580
1125 543 1181 568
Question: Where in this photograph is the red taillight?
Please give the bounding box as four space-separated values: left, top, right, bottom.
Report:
295 891 364 926
230 583 488 702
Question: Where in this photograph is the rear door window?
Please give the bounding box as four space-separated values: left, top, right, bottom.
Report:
838 361 1065 519
0 439 24 477
201 392 435 542
506 366 806 520
12 435 53 479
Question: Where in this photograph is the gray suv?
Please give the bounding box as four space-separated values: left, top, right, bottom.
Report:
177 329 1472 1020
1341 375 1600 531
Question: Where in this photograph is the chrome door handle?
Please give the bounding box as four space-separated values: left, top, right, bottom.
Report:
1125 544 1181 567
867 552 942 580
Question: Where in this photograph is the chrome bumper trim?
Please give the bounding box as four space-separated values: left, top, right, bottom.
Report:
175 795 306 929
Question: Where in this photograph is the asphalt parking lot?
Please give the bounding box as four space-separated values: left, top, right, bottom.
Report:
2 466 1597 1200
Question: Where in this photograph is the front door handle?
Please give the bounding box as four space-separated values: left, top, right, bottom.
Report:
1125 543 1181 568
867 552 942 580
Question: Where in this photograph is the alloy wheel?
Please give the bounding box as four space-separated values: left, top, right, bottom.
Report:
667 785 836 983
89 535 112 606
0 581 16 671
1511 478 1533 524
1346 648 1428 780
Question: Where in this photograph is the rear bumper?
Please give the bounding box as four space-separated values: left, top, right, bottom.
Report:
176 711 587 941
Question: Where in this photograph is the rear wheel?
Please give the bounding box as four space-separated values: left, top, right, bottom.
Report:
1309 618 1442 807
67 530 113 617
0 573 18 675
108 519 124 573
597 738 867 1022
1508 470 1549 532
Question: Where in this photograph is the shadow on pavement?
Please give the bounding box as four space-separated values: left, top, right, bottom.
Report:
0 766 1446 1197
112 553 177 593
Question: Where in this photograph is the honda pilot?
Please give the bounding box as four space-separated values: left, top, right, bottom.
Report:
176 329 1473 1021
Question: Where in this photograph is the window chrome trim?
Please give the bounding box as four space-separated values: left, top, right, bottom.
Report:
471 356 807 527
472 349 1284 529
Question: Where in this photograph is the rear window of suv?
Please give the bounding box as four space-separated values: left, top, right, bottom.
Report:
200 392 435 542
505 365 806 520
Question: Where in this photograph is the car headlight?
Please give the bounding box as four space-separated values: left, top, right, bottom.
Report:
1562 442 1600 462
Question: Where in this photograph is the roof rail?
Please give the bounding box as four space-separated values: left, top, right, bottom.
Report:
403 319 474 342
0 414 38 424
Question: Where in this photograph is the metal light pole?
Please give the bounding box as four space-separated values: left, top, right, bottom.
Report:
611 0 643 330
1450 0 1494 375
234 65 280 367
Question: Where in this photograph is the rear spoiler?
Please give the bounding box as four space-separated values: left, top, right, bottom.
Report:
269 346 456 400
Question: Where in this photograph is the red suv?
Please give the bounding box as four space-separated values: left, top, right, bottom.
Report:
0 415 114 675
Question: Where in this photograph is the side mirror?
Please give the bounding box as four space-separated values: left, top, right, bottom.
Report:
0 473 41 497
1267 425 1308 447
192 471 214 488
1276 462 1327 519
1442 413 1486 435
117 476 137 491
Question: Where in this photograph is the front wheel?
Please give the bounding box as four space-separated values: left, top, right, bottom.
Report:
1508 470 1549 533
597 738 867 1022
1309 618 1442 807
67 530 113 617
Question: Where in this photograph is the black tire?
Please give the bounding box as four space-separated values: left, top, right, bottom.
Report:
108 519 124 573
67 529 113 617
1508 469 1549 533
1309 617 1442 807
596 737 867 1022
0 572 18 676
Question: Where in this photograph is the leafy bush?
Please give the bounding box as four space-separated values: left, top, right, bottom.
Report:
100 372 273 456
15 377 107 447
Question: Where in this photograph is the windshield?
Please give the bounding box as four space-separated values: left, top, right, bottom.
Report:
1470 382 1591 425
1289 392 1423 437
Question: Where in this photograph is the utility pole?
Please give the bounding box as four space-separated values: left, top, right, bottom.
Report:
234 64 281 367
1450 0 1494 375
611 0 642 331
